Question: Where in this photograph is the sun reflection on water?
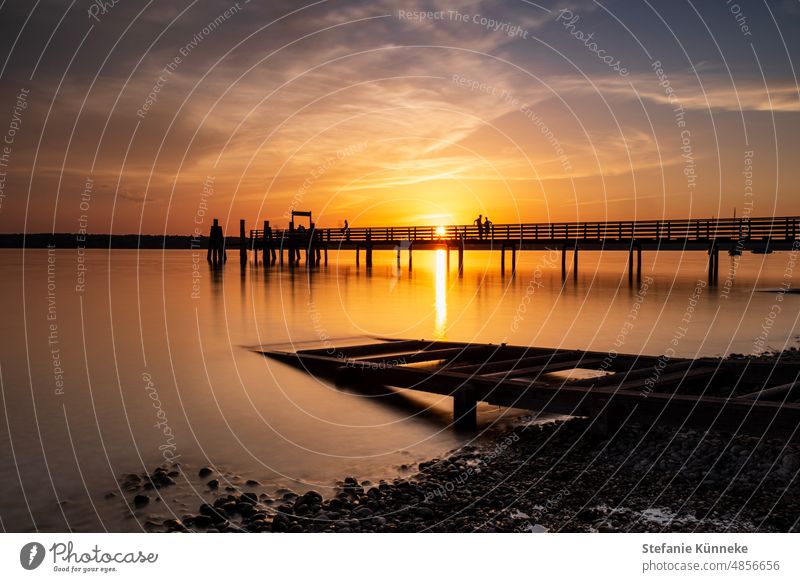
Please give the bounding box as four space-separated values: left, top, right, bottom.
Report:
434 248 447 338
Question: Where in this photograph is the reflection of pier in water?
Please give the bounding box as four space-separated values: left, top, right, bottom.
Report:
209 214 800 285
261 338 800 438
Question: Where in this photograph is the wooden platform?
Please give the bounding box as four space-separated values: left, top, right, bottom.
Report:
260 339 800 440
239 215 800 282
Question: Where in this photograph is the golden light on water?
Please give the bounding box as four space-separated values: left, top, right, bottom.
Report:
434 249 447 338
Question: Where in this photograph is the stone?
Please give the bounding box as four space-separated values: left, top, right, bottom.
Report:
781 453 800 472
577 508 601 523
133 494 149 507
353 506 373 519
416 507 435 519
198 467 214 478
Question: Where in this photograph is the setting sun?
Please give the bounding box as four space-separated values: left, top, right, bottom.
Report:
435 226 446 238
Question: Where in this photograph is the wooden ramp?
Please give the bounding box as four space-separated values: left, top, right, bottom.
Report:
259 339 800 440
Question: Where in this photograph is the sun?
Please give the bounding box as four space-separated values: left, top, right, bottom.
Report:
435 226 446 238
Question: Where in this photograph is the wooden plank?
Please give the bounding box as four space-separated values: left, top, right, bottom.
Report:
296 340 450 357
352 345 494 365
569 360 695 387
611 367 718 393
483 358 604 379
446 351 576 374
738 381 800 402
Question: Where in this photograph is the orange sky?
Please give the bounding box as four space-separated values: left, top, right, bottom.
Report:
0 0 798 235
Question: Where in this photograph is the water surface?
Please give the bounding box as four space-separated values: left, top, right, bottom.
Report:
1 247 798 531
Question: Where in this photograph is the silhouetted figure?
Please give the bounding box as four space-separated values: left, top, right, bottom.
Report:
342 219 350 241
295 224 307 263
474 214 483 240
483 216 492 239
207 218 226 266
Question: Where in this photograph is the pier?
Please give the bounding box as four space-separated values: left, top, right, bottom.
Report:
208 215 800 284
262 339 800 439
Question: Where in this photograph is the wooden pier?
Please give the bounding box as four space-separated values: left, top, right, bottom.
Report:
261 339 800 440
210 215 799 284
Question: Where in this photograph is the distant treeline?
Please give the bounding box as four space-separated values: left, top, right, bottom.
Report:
0 233 223 249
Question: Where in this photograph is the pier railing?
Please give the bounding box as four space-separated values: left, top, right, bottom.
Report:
252 216 799 244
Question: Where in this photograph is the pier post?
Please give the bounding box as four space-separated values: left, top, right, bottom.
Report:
446 244 450 272
708 243 716 285
356 245 360 267
511 245 516 274
458 240 464 275
365 231 372 268
268 220 270 265
636 244 642 283
396 246 401 268
561 246 566 282
573 245 578 281
240 219 247 268
453 385 477 431
500 245 505 273
628 245 634 285
408 244 413 270
324 246 328 266
288 222 295 267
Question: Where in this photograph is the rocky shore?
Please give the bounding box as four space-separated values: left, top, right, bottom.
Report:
127 415 800 533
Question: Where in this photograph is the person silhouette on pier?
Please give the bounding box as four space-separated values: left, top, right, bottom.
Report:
342 219 350 241
483 216 492 239
474 214 483 240
207 218 226 266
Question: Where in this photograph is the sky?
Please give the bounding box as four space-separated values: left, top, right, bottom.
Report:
0 0 798 235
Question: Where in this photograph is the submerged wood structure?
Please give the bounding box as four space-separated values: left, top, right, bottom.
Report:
261 339 800 440
209 215 799 284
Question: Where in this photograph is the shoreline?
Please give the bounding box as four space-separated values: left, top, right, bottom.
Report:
130 414 799 533
116 350 800 533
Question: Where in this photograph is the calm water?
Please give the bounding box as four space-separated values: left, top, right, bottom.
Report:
1 247 798 532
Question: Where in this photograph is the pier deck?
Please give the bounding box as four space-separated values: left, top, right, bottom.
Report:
234 215 800 283
261 339 800 440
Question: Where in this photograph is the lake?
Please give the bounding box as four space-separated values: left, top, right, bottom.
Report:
0 246 798 531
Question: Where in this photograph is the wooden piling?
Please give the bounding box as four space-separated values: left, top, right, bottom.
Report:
561 246 566 282
628 245 634 285
636 243 642 283
453 385 477 431
240 219 247 268
573 245 578 280
457 240 464 275
268 220 273 265
708 243 716 285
